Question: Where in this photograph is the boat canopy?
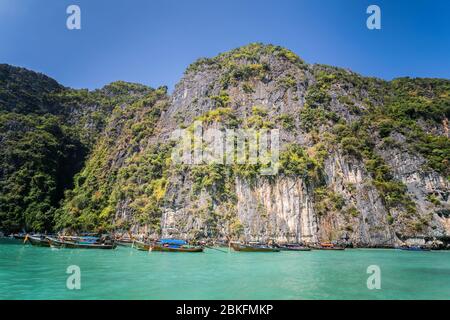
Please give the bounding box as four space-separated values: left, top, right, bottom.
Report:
159 239 187 245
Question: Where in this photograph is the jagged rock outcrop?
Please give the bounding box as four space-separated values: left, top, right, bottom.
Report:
145 44 448 246
1 44 449 247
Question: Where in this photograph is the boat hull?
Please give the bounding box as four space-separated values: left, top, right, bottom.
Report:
311 246 345 250
26 235 50 247
132 241 151 251
150 245 203 252
133 241 204 252
116 240 134 247
400 247 430 251
278 246 311 251
231 243 280 252
48 238 116 249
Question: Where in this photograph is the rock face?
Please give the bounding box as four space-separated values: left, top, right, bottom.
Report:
139 44 448 247
235 177 318 244
322 153 395 246
2 44 449 247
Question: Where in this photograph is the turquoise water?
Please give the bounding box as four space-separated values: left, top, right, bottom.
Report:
1 238 449 300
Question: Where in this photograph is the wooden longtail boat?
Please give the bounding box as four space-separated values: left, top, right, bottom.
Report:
115 230 136 246
311 242 345 250
150 244 203 252
132 240 151 251
60 235 100 244
133 240 203 252
24 235 51 247
276 244 311 251
231 242 280 252
13 233 27 240
156 239 203 252
47 237 116 249
116 239 134 247
399 246 431 251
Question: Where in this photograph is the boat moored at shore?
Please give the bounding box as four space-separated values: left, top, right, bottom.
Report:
150 244 204 252
115 239 134 246
398 246 431 251
230 242 280 252
275 244 311 251
310 242 345 250
133 239 204 252
132 240 151 251
47 237 117 249
12 233 27 240
24 234 51 247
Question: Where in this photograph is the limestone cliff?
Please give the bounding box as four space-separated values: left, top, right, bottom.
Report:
2 44 449 247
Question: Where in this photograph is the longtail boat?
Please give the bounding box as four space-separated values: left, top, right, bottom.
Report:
116 239 134 246
47 237 116 249
132 240 151 251
13 233 27 240
154 239 203 252
133 239 203 252
399 246 431 251
150 244 203 252
115 231 136 246
311 242 345 250
24 234 51 247
276 244 311 251
60 235 100 244
231 242 280 252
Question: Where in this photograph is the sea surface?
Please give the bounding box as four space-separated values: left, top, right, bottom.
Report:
1 238 449 300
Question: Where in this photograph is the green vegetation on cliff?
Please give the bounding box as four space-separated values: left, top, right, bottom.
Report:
0 65 155 232
0 113 85 231
0 44 448 239
55 87 169 232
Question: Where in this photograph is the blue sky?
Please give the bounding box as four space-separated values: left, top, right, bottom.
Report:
1 0 449 91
